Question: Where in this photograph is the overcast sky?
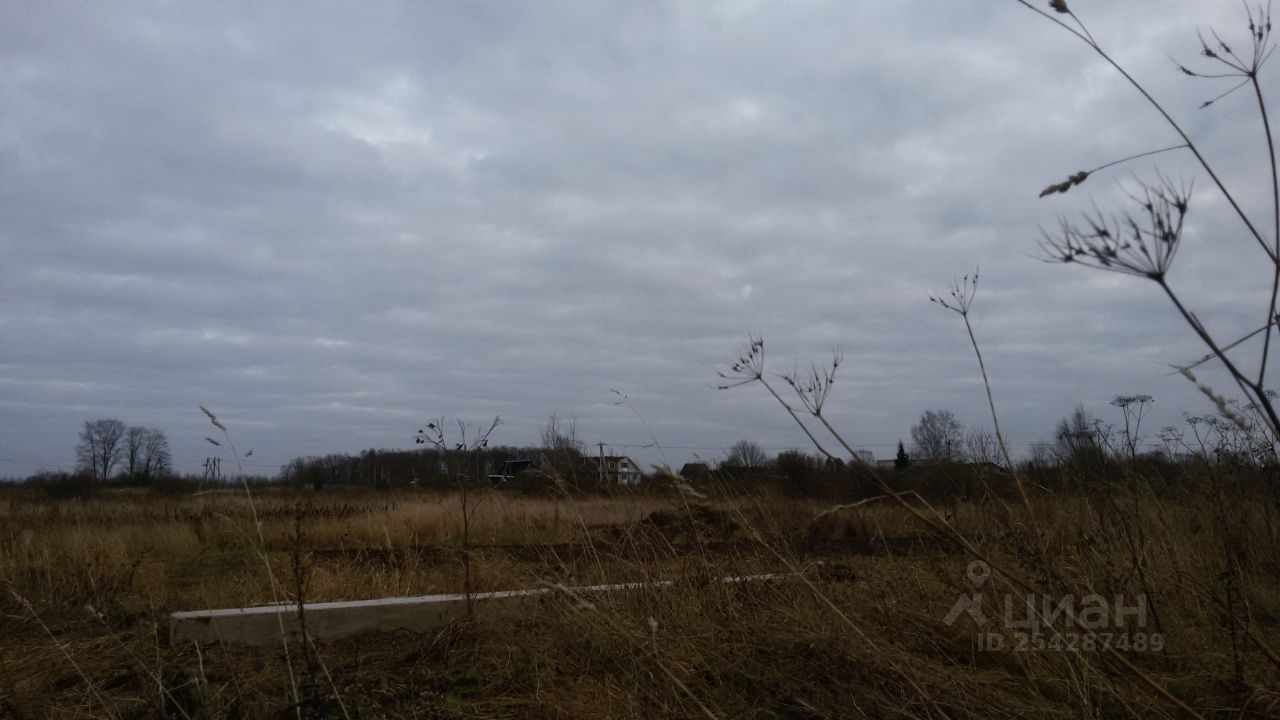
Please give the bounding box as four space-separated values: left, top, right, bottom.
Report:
1 1 1273 478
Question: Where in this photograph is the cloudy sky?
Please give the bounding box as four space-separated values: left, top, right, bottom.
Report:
1 1 1273 478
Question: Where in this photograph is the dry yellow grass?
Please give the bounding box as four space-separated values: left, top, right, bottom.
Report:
1 478 1278 718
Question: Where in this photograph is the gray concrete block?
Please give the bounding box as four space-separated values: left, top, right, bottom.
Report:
169 575 782 646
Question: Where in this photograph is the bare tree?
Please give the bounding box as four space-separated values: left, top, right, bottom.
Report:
141 428 171 482
1054 405 1105 466
964 426 999 465
76 418 126 482
124 426 146 481
911 409 963 462
123 426 172 483
416 416 502 619
539 413 584 453
725 439 769 468
1027 442 1057 471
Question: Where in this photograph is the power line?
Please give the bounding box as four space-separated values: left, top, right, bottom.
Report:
597 440 1054 451
185 460 280 470
0 457 279 471
0 457 72 468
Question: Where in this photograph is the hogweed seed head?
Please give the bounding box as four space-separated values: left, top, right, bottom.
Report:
718 334 768 389
930 270 979 316
1039 176 1190 280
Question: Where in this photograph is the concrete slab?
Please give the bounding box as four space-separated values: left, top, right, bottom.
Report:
170 574 783 646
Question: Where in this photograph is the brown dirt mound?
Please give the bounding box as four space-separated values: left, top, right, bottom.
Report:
634 505 740 542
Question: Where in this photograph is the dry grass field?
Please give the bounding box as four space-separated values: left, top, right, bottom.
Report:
2 470 1280 719
4 0 1279 717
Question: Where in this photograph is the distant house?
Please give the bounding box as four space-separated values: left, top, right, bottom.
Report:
679 462 710 480
587 455 643 485
489 458 538 484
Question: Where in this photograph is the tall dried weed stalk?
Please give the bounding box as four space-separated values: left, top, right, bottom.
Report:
1026 0 1280 442
722 2 1280 715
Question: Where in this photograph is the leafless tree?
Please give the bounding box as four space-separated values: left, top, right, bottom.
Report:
1027 442 1057 471
76 418 126 482
911 409 963 462
142 428 171 481
1053 405 1106 466
539 413 584 453
416 415 502 619
125 426 146 481
725 439 769 468
122 426 172 483
964 426 1000 465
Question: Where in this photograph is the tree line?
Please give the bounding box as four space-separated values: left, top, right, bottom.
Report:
727 395 1277 472
75 418 172 483
42 397 1276 495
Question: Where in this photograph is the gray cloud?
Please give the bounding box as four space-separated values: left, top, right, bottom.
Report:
1 1 1270 476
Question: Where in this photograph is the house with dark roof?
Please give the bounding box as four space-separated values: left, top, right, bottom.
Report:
488 457 538 484
679 462 710 480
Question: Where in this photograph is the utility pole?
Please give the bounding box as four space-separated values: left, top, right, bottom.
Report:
597 442 606 485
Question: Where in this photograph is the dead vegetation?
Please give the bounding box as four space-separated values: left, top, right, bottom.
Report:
0 473 1278 718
